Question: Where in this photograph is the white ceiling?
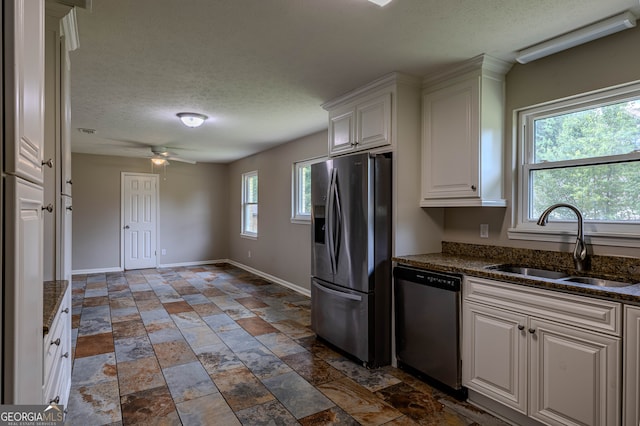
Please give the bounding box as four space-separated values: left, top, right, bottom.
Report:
69 0 640 163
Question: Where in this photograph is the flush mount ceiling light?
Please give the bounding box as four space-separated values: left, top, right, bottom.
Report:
177 112 208 128
367 0 392 6
516 11 637 64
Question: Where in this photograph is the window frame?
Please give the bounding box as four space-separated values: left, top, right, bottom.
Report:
241 170 258 239
509 80 640 248
291 157 325 224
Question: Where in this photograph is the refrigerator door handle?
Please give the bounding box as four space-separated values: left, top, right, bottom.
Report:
326 168 337 274
332 171 342 266
314 281 363 301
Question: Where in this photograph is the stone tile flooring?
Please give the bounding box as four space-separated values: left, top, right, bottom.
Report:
67 264 506 425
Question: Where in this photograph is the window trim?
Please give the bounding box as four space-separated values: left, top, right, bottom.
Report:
291 156 325 224
241 170 258 238
509 80 640 248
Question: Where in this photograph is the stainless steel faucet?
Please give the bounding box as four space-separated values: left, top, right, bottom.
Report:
536 203 588 272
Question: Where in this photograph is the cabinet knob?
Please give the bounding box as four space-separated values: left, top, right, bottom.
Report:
42 158 54 168
66 206 73 211
62 307 69 314
517 325 525 331
528 328 536 334
51 338 61 346
471 184 477 191
50 396 60 404
42 204 54 213
62 352 69 358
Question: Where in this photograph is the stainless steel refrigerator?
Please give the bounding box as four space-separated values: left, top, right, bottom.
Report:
310 152 391 367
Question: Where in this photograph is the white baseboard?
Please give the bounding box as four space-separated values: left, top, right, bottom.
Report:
158 259 227 268
71 266 123 275
226 260 311 298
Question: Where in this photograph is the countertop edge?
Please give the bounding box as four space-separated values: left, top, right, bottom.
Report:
393 254 640 304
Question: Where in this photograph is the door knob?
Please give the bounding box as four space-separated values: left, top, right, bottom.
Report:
42 158 54 168
124 225 130 229
66 206 73 211
42 204 53 213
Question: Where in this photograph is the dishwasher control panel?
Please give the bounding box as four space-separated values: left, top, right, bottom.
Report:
393 266 461 291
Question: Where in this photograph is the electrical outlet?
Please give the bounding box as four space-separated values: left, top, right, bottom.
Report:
248 250 251 258
480 224 489 238
161 249 167 255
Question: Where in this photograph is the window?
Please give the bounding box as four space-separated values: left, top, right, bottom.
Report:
512 82 640 246
241 171 258 237
292 157 324 224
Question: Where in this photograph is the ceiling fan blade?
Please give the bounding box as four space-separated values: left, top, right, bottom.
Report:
167 156 196 164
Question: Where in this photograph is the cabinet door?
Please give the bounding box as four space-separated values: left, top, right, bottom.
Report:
328 107 355 155
462 301 527 414
356 92 391 149
5 0 46 185
624 306 640 426
422 77 479 200
4 177 44 403
529 318 620 426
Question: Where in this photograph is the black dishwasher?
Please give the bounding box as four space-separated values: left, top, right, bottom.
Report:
394 266 466 398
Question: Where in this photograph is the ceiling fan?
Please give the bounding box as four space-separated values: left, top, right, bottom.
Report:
149 146 196 165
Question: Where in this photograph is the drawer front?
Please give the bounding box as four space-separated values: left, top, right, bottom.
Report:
44 312 64 381
464 276 621 336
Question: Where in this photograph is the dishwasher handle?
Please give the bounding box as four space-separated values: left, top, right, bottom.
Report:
393 266 461 292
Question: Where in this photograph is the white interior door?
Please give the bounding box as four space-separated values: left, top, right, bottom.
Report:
122 173 158 270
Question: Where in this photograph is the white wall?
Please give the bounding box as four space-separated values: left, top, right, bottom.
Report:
227 131 326 291
72 153 229 271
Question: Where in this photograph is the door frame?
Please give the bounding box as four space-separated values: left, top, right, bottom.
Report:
120 172 160 270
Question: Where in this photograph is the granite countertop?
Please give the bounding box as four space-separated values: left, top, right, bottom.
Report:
43 280 69 335
393 242 640 304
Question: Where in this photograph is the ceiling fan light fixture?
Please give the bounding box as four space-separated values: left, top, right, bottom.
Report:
367 0 392 7
151 157 167 166
177 112 208 128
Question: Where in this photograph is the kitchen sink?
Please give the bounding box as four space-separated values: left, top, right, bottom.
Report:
559 276 637 288
486 264 638 288
486 264 569 280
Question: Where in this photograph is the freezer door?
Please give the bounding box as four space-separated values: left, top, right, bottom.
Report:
311 160 333 283
311 279 372 363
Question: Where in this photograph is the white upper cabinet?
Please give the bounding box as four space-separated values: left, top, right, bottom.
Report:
420 55 511 207
5 0 46 185
324 76 394 156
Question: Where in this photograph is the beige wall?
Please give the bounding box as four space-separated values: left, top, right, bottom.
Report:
72 154 229 270
442 24 640 258
227 131 326 291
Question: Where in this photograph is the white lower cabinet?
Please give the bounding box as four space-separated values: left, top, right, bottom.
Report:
463 277 621 426
624 305 640 426
43 286 71 410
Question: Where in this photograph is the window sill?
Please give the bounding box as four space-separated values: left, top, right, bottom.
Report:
240 233 258 241
508 226 640 248
291 217 310 225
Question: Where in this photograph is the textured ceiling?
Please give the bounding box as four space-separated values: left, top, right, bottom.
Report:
69 0 640 163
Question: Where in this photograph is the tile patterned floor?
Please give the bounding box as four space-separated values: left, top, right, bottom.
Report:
67 264 506 425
